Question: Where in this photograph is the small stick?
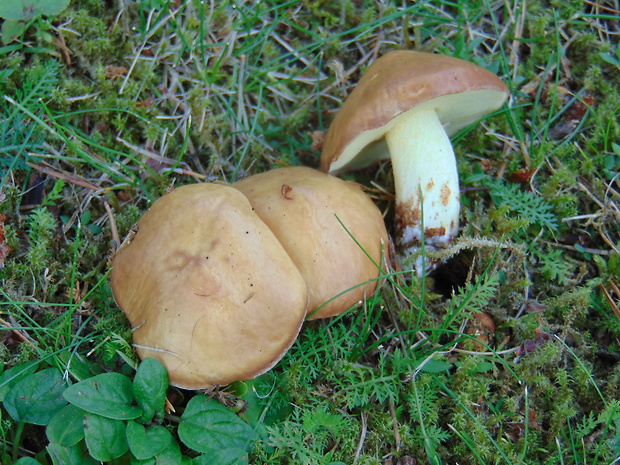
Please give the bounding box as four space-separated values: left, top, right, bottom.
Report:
353 410 367 463
102 200 120 247
0 317 37 348
601 282 620 322
27 162 100 191
389 398 401 451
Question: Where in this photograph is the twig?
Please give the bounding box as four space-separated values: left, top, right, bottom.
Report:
353 410 367 463
389 398 401 451
600 281 620 322
0 317 38 348
544 240 613 256
102 200 120 247
584 0 620 15
27 162 100 191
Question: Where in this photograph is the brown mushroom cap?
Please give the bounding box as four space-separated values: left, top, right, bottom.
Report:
233 167 389 319
110 183 308 389
320 50 509 173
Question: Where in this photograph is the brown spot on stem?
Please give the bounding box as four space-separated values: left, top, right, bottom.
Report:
424 227 447 239
395 200 446 238
440 183 452 207
394 199 420 235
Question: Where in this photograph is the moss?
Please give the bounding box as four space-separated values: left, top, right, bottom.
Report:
25 207 61 274
603 363 620 401
547 368 579 430
544 271 582 299
12 341 40 366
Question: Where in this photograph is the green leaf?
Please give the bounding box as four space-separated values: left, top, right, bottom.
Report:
418 359 453 374
0 2 24 20
0 361 39 401
600 52 620 67
83 414 128 461
4 367 67 425
193 452 249 465
56 349 102 382
471 361 495 373
47 441 98 465
63 372 142 420
0 42 24 55
13 458 41 465
133 357 169 423
178 396 257 462
1 19 28 44
487 180 558 232
47 404 85 447
129 439 186 465
79 210 91 225
0 0 70 21
35 0 70 16
126 420 174 460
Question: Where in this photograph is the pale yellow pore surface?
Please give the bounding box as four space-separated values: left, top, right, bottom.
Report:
323 89 509 174
110 183 308 389
233 167 389 319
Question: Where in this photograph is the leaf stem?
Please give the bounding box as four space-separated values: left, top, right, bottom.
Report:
11 421 25 463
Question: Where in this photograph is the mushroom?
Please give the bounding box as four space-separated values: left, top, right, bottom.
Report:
110 183 308 389
320 50 509 269
233 167 389 319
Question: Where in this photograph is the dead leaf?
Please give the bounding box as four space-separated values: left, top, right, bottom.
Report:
0 212 10 268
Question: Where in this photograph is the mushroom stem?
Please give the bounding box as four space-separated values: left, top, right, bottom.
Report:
386 105 460 264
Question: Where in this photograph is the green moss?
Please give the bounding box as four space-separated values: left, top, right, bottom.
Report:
12 340 40 365
549 287 592 325
25 207 60 274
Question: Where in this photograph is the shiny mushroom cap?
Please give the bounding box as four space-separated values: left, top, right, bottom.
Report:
233 166 389 319
320 50 509 269
110 183 308 389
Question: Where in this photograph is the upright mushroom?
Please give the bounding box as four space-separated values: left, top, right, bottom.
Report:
320 50 509 269
110 183 308 389
233 167 389 319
